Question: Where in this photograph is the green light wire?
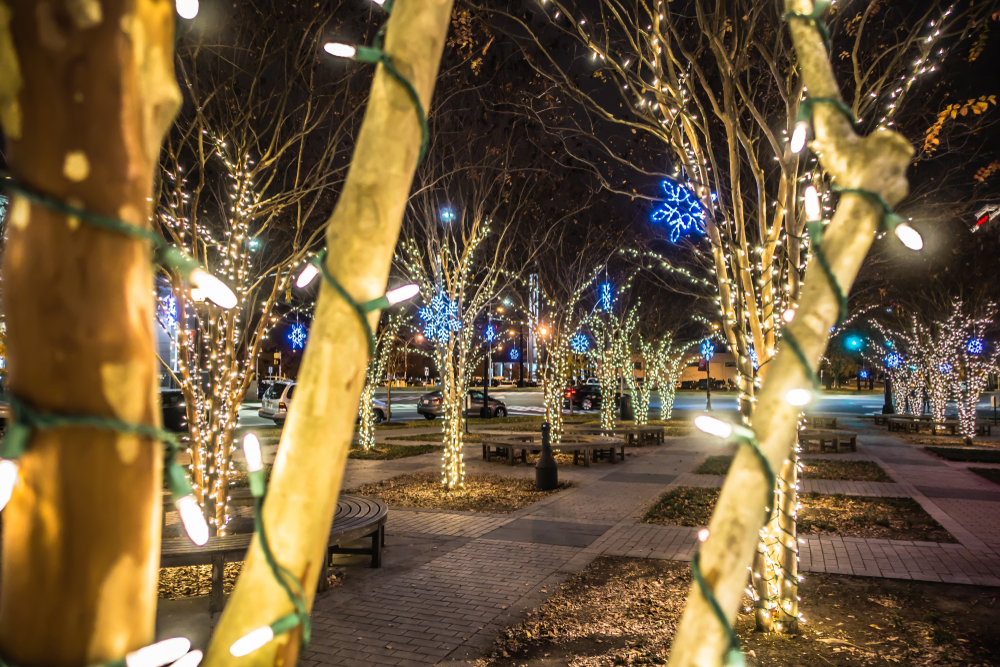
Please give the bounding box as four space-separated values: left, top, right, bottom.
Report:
311 249 377 357
782 0 832 53
253 496 312 649
0 174 227 288
795 96 858 130
690 552 746 667
830 185 906 232
0 394 194 502
804 219 848 325
354 46 429 166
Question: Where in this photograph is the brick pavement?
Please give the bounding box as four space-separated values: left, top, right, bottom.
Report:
300 428 1000 666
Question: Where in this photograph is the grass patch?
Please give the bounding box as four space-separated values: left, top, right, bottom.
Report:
345 471 572 513
801 459 894 482
693 455 733 476
693 456 893 482
482 557 1000 667
643 487 954 541
925 446 1000 463
969 467 1000 486
349 442 442 459
642 487 719 527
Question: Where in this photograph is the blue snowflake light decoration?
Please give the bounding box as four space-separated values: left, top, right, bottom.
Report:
484 324 497 343
289 323 307 349
159 295 178 331
939 362 953 374
510 347 520 361
701 340 715 360
859 370 869 379
570 333 590 354
600 283 612 311
967 338 984 355
419 291 462 342
885 352 902 369
651 179 713 243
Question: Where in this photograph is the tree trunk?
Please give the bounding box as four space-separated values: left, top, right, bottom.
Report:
205 1 454 664
665 0 913 663
0 2 178 664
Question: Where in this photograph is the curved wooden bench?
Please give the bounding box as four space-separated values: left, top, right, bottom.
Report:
798 428 857 452
160 494 387 612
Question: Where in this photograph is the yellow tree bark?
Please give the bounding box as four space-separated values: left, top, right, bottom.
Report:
0 0 179 664
205 0 455 665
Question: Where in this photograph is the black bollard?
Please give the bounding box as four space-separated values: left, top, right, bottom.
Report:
535 422 558 490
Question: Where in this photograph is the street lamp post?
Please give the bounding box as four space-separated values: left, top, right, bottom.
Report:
701 340 714 411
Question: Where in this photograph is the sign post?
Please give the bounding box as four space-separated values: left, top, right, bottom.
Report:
700 340 714 411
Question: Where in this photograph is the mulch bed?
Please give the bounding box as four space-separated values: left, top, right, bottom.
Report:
925 447 1000 463
969 467 1000 486
694 456 893 482
479 556 1000 667
158 563 342 600
345 471 572 513
388 433 487 444
642 488 955 542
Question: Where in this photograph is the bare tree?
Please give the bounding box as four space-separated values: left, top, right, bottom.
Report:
398 139 549 488
158 1 361 533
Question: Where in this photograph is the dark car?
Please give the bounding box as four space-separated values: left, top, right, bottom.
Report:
160 389 187 433
563 384 620 411
417 389 508 419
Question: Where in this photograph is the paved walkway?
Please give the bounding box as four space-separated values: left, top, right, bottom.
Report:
291 423 1000 667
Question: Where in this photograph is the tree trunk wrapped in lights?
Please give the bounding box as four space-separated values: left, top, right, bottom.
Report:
0 1 179 660
206 0 455 663
638 332 688 422
590 304 639 431
397 151 536 488
158 7 358 533
357 314 405 450
662 0 916 661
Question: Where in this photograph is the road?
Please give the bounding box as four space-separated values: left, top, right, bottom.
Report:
237 387 999 427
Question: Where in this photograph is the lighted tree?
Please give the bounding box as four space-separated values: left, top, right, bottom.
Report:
639 332 690 421
158 5 359 534
357 313 405 450
398 144 547 488
589 285 639 431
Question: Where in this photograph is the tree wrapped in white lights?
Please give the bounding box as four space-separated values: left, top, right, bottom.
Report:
589 291 640 431
398 153 542 488
639 333 690 421
158 13 357 533
357 313 406 450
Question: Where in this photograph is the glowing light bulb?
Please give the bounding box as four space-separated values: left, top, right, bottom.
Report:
230 627 274 657
242 434 263 472
176 0 198 19
698 528 710 542
782 308 795 323
168 651 203 667
695 415 732 439
894 223 923 250
324 42 357 58
385 283 420 305
0 460 18 512
804 185 822 222
125 638 191 667
189 288 205 302
786 388 813 406
790 121 809 153
296 263 320 288
175 495 209 546
189 269 236 309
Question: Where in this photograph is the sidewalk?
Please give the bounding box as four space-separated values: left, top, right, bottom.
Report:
292 426 1000 667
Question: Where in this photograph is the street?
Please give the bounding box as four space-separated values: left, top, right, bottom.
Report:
236 388 1000 427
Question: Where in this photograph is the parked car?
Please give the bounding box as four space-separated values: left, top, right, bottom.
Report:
494 378 515 388
256 376 286 400
583 377 600 386
160 389 188 432
680 380 696 390
417 389 508 419
563 384 619 411
260 382 390 425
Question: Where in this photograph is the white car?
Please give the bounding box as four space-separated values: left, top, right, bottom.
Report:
258 381 391 425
